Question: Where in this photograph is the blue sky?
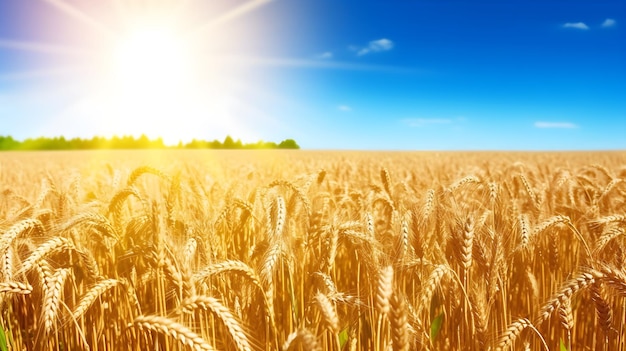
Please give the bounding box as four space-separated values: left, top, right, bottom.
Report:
0 0 625 150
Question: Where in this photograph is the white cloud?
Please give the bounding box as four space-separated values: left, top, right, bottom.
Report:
354 38 394 56
534 121 579 129
563 22 589 30
317 51 333 59
370 38 394 51
602 18 616 28
403 118 453 127
337 105 352 112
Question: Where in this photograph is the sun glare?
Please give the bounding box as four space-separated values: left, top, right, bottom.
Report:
113 26 190 95
2 0 281 144
100 22 206 143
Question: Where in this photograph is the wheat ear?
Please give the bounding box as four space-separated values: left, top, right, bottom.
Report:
180 295 252 351
495 318 531 351
127 165 168 186
594 227 625 254
282 329 321 351
590 282 613 333
0 218 44 254
71 279 119 321
519 214 530 248
183 237 198 266
2 246 13 281
596 265 626 296
536 272 597 324
559 298 574 331
19 237 75 275
448 175 480 193
381 167 392 197
132 315 215 351
0 281 33 294
42 267 70 334
314 291 339 332
418 265 448 315
375 266 394 315
390 293 409 351
456 217 474 270
589 214 626 231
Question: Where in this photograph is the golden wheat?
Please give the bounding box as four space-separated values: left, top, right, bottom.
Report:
0 150 625 350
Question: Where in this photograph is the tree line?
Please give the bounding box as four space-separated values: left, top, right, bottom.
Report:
0 135 300 150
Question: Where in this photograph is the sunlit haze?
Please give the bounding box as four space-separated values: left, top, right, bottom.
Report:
0 0 625 149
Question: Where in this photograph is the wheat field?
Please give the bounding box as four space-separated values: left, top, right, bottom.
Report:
0 150 625 351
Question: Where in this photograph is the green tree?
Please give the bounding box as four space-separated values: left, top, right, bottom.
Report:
278 139 300 149
223 135 235 149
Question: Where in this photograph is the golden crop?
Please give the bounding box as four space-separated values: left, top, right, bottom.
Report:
0 150 625 350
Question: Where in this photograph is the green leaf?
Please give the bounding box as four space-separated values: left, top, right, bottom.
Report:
0 325 8 351
560 338 568 351
338 328 349 349
430 312 444 342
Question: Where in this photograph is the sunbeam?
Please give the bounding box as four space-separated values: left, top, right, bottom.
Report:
39 0 115 38
0 39 87 56
190 0 273 37
214 55 417 74
0 67 83 81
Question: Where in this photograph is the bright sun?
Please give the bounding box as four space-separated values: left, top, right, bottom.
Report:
113 26 190 97
101 23 201 142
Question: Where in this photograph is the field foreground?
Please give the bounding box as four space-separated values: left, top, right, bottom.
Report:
1 150 625 351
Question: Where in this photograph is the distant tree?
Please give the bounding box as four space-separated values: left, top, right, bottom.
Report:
0 134 300 151
278 139 300 149
138 134 150 148
223 135 235 149
234 138 243 149
0 136 17 150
